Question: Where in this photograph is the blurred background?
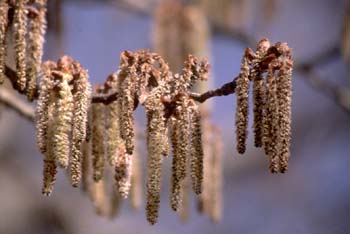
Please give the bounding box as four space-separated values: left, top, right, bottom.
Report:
0 0 349 233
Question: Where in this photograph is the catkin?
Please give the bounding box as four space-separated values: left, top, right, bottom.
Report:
252 39 270 147
0 1 9 84
190 106 204 195
145 94 165 225
264 64 280 173
91 99 106 181
235 52 250 154
35 61 56 153
114 144 133 198
277 60 293 173
70 67 91 187
13 0 28 91
26 0 47 101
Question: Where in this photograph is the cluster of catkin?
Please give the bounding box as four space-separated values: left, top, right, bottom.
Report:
235 38 293 173
0 0 47 101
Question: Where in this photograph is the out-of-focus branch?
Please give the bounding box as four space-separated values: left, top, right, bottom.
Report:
0 88 35 121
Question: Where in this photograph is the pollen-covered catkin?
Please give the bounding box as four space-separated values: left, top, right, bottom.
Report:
190 106 204 195
36 61 56 153
70 67 91 187
114 144 133 198
264 63 280 173
0 1 9 84
13 0 28 91
53 77 74 168
252 39 270 147
170 98 191 211
277 60 293 173
145 94 166 225
235 52 250 154
26 0 47 101
130 144 142 210
91 99 106 181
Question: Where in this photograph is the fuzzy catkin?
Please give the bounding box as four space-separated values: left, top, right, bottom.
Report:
190 107 204 195
70 68 91 187
277 60 293 173
145 95 165 225
252 39 270 147
264 64 280 173
26 0 47 101
106 100 120 165
0 1 9 84
114 144 133 198
35 61 55 154
13 0 28 91
91 101 106 181
52 78 74 168
235 54 250 154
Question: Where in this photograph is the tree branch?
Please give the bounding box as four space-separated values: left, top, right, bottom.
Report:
0 88 35 121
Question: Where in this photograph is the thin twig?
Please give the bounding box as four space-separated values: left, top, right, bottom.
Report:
0 88 35 121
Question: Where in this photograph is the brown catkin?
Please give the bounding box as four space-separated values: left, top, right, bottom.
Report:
90 179 109 216
35 61 56 154
179 176 190 223
109 186 121 219
190 106 204 195
252 39 270 147
52 78 74 168
114 144 133 198
26 0 47 101
81 135 91 193
277 60 293 173
13 0 28 91
91 100 106 181
235 52 250 154
264 63 280 173
0 1 9 84
69 67 91 187
170 98 191 211
130 139 142 210
145 93 165 225
42 102 57 196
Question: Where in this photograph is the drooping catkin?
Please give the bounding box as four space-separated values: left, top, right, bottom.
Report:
42 102 57 196
179 176 190 223
52 77 74 168
235 51 250 154
277 60 293 173
0 1 9 84
35 61 56 154
252 39 270 147
145 93 166 225
90 179 109 217
264 63 280 173
109 186 121 219
190 106 204 195
69 66 91 187
13 0 28 91
130 137 142 210
105 73 120 166
114 143 133 198
26 0 47 101
170 98 191 211
91 93 106 181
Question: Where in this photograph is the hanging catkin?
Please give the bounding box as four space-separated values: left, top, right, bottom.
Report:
91 91 106 181
252 39 270 147
130 143 142 210
13 0 28 91
170 98 191 211
42 101 57 196
145 92 166 225
69 66 91 187
190 105 204 195
264 63 280 173
36 61 56 154
52 77 74 168
235 51 250 154
105 73 120 166
0 1 9 84
277 59 293 173
114 144 133 198
26 0 47 101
